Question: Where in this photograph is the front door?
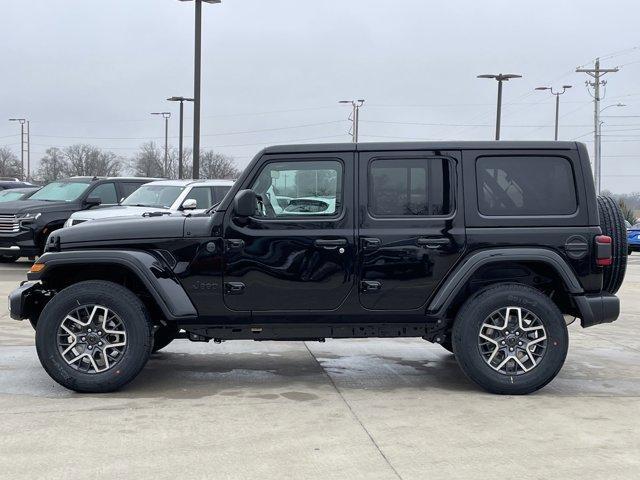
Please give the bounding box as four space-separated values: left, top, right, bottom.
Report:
357 150 465 311
223 153 355 312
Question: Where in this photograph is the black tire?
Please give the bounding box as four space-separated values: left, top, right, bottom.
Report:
35 280 153 393
597 195 628 294
0 255 19 263
452 283 568 395
152 325 179 353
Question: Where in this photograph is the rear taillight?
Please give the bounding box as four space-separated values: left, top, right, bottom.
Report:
595 235 613 266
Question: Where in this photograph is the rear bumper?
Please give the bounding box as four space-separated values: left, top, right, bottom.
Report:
575 293 620 328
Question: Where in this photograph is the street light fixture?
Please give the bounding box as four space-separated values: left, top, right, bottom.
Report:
151 112 172 177
8 118 29 180
535 85 572 140
477 73 522 140
339 99 365 143
167 96 195 179
178 0 222 179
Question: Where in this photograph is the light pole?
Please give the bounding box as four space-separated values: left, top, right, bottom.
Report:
477 73 522 140
8 118 29 181
535 85 572 140
151 112 172 177
167 96 194 179
339 99 365 142
178 0 221 179
596 103 625 194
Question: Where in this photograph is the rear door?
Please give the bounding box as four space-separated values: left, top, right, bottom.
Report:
357 150 465 311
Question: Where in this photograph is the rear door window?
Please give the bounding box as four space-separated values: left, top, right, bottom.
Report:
476 156 577 216
368 158 453 217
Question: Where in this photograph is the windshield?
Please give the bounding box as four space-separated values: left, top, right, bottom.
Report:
122 185 185 208
30 181 91 202
0 190 26 202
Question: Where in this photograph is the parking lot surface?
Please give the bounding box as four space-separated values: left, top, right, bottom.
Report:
1 258 639 480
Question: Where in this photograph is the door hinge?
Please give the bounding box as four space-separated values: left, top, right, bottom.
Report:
225 239 245 252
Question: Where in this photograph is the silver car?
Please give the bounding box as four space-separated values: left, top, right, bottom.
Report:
64 179 234 227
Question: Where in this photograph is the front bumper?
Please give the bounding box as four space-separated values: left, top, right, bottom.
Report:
575 294 620 328
0 230 39 257
8 281 49 321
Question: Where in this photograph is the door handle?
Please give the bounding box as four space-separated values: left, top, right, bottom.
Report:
361 237 382 251
417 237 450 249
360 280 382 293
224 282 246 295
314 238 348 249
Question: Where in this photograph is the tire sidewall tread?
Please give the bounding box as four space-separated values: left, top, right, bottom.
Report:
452 283 568 395
35 280 153 393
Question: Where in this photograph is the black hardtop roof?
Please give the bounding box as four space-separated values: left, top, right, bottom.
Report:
262 141 580 155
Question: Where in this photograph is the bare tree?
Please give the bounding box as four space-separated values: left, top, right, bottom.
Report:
62 144 122 177
0 147 22 178
199 151 240 179
37 147 68 182
133 142 164 178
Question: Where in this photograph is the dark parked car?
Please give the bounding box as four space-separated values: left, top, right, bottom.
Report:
9 141 627 395
0 180 33 191
0 176 158 262
0 187 40 202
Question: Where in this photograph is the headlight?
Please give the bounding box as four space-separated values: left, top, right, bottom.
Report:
18 212 41 225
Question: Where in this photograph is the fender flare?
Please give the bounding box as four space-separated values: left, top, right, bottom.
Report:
427 248 584 315
30 250 197 321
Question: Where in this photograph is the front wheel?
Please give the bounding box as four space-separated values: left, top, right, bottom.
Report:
452 284 568 395
36 280 154 393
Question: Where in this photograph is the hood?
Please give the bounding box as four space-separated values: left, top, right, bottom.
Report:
69 205 169 221
53 215 187 246
0 199 73 215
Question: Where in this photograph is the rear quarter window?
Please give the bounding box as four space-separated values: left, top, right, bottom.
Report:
476 156 577 216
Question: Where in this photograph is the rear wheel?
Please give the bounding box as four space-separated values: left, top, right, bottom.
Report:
35 280 153 393
452 284 568 395
597 195 628 294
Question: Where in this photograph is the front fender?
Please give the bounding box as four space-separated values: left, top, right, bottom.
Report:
29 250 197 321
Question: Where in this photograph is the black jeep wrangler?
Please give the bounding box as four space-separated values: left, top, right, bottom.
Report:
8 141 627 395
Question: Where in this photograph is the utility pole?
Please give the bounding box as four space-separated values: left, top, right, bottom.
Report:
151 112 171 177
8 118 29 180
168 96 194 179
576 58 619 194
339 99 365 142
477 74 522 140
535 85 572 140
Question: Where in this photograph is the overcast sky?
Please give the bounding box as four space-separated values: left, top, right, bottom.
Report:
2 0 640 192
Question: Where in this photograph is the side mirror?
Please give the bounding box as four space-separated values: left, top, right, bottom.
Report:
234 189 257 217
84 197 101 207
182 198 197 210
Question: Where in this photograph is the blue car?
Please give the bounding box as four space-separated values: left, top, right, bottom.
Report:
628 221 640 254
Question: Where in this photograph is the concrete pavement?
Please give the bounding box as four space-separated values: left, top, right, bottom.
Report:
1 257 639 479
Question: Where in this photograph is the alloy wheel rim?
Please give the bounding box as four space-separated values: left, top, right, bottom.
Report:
478 306 547 376
57 305 127 374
